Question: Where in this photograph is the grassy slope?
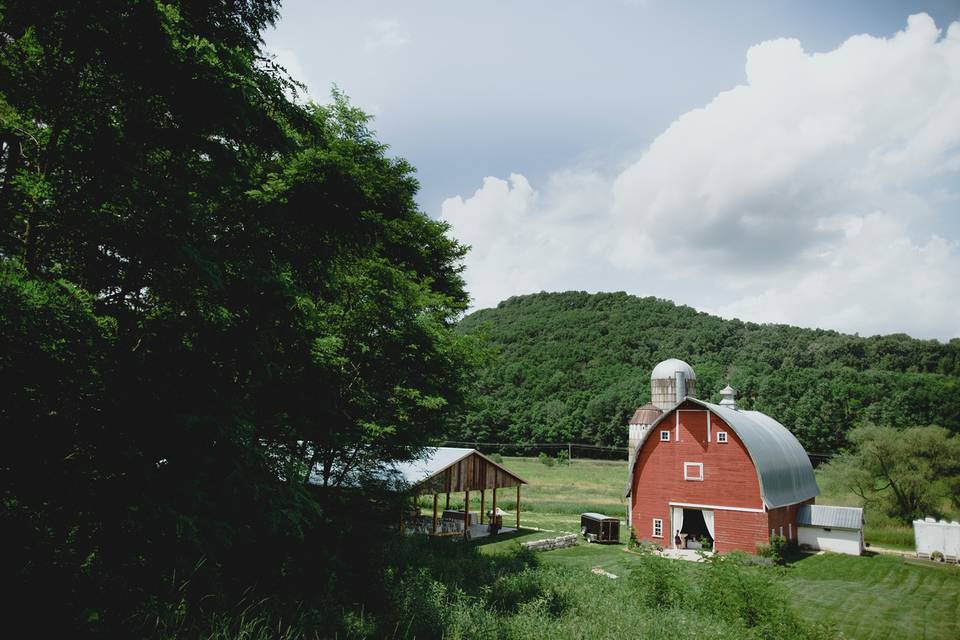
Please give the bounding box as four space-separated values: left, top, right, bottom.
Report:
466 456 960 640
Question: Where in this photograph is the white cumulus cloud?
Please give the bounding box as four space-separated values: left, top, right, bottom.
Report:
441 14 960 340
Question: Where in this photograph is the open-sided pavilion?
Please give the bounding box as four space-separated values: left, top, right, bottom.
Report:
394 447 527 538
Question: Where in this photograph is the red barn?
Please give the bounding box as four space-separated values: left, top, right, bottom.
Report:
626 359 819 554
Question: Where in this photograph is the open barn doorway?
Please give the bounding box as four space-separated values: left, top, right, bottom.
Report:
671 506 715 550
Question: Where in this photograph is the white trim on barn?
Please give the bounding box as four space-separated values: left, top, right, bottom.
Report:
668 501 765 514
683 462 704 481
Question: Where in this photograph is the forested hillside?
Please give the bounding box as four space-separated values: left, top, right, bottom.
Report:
453 292 960 453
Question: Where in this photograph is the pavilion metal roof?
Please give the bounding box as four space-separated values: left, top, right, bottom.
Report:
390 447 475 485
388 446 527 489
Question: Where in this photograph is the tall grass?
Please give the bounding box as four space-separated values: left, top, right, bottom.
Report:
141 535 840 639
381 540 836 640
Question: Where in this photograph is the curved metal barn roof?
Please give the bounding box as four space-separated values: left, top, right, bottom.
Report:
626 398 819 509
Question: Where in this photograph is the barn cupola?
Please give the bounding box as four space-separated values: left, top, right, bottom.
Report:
649 358 697 411
719 384 738 410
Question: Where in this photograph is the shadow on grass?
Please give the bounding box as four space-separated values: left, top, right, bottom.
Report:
469 527 547 547
780 550 823 566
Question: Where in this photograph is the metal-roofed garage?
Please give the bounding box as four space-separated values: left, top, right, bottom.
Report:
797 505 864 555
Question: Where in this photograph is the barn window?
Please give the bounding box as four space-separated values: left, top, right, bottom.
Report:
660 430 670 441
653 518 663 538
683 462 704 481
716 431 728 443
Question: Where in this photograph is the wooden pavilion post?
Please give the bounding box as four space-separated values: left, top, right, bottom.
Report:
492 487 497 529
445 493 450 510
516 485 521 529
480 489 485 524
464 489 470 539
432 494 438 535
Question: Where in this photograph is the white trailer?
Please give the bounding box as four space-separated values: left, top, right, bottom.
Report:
913 518 960 562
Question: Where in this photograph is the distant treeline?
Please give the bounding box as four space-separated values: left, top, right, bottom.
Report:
452 292 960 453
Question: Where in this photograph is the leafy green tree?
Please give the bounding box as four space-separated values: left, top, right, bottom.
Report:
824 425 960 522
1 0 475 632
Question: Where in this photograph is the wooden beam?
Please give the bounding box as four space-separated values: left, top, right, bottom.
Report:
480 489 485 524
516 485 521 529
445 492 450 510
464 489 470 539
492 487 497 532
432 494 438 535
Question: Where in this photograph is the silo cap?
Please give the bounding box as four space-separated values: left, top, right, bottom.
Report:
650 358 696 381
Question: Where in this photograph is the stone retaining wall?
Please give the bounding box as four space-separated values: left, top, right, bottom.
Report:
521 533 578 552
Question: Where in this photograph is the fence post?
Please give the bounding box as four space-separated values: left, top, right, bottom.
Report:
568 442 572 462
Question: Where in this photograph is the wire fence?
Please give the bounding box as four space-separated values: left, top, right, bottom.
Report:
441 441 628 461
441 440 836 466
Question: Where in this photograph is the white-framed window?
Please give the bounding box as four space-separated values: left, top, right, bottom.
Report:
684 462 704 481
660 430 670 441
716 431 728 443
652 518 663 538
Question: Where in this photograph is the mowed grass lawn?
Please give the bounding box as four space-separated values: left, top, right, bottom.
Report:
464 456 960 640
784 553 960 640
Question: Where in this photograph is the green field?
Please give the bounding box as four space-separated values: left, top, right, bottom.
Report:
455 456 960 640
416 456 630 534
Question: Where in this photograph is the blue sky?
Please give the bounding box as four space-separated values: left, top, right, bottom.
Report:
266 1 960 340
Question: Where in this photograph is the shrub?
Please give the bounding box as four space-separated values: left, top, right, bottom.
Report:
631 538 664 555
629 555 688 609
538 452 555 467
486 570 543 613
725 550 774 568
757 535 796 565
698 554 810 637
489 453 504 464
555 450 570 466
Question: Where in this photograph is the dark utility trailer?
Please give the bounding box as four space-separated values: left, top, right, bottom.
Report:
580 513 620 543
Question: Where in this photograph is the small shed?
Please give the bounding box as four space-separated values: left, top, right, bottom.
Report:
393 447 527 539
797 505 864 555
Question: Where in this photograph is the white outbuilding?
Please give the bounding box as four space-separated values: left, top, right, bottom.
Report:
797 505 864 555
913 517 960 562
